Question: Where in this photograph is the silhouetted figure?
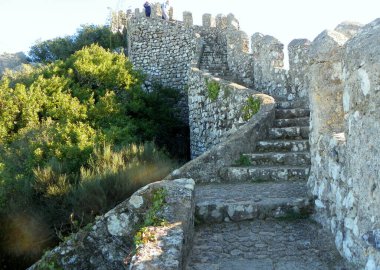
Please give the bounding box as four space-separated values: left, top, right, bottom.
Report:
144 1 151 17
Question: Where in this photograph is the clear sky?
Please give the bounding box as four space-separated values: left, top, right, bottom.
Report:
0 0 379 55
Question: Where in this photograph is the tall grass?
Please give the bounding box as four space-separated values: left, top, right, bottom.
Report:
0 142 177 269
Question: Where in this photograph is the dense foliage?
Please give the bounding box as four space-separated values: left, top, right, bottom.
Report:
28 24 126 63
0 45 185 268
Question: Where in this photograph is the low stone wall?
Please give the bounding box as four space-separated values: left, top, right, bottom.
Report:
29 178 195 270
308 18 380 269
166 93 275 183
188 67 261 158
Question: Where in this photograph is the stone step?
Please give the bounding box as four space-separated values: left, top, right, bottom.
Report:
223 165 309 182
186 219 354 270
244 152 311 166
256 139 310 153
275 108 310 119
194 182 313 223
275 98 309 109
273 117 309 128
269 126 309 140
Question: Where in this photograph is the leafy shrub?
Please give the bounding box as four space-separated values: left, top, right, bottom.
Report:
0 45 184 268
206 79 220 101
242 96 261 121
29 25 126 63
234 154 251 166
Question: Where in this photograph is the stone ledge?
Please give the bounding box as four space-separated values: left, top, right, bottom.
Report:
29 178 195 270
166 76 276 183
130 178 195 270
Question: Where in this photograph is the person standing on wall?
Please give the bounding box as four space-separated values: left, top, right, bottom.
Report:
161 0 169 20
143 1 151 17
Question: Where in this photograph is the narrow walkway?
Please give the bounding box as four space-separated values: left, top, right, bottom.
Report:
185 96 354 269
186 219 353 270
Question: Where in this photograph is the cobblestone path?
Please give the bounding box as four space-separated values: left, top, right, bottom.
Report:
186 219 354 270
185 98 355 270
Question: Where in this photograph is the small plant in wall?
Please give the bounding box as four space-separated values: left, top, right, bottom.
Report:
242 96 261 121
206 79 221 101
234 153 251 166
133 188 167 252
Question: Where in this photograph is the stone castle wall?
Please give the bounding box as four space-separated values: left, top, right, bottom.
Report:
187 68 258 158
126 11 380 268
126 10 313 124
126 15 199 122
126 10 312 159
307 19 380 269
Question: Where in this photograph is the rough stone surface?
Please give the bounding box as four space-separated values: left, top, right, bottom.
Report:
29 179 195 270
130 178 195 270
165 93 275 183
194 182 312 223
251 33 290 98
288 39 311 101
334 21 364 39
126 11 313 124
226 29 254 86
187 68 258 158
186 219 354 270
308 18 380 268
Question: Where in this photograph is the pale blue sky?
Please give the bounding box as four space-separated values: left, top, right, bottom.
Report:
0 0 379 54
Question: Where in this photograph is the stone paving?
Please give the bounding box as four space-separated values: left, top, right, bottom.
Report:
186 219 355 270
195 182 312 223
185 97 357 269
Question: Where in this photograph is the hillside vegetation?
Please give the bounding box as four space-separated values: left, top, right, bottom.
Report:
0 44 184 268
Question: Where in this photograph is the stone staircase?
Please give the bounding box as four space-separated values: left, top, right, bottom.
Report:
186 99 353 269
199 44 232 78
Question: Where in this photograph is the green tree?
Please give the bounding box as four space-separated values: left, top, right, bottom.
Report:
0 44 186 268
28 25 126 63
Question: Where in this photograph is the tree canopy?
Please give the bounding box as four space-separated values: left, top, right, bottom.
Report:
0 44 184 268
28 24 127 63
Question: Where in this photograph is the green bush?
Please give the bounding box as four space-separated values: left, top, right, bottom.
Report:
234 154 251 166
29 24 126 63
206 79 220 101
242 96 261 121
0 45 184 268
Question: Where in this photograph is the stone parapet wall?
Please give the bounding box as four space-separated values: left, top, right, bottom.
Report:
195 25 228 74
166 93 275 183
126 10 315 122
127 16 197 88
188 68 259 158
226 29 254 87
29 178 195 270
127 16 199 122
251 33 289 98
288 39 311 101
308 18 380 269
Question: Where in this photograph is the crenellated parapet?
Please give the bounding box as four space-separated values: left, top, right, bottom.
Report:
251 33 289 98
